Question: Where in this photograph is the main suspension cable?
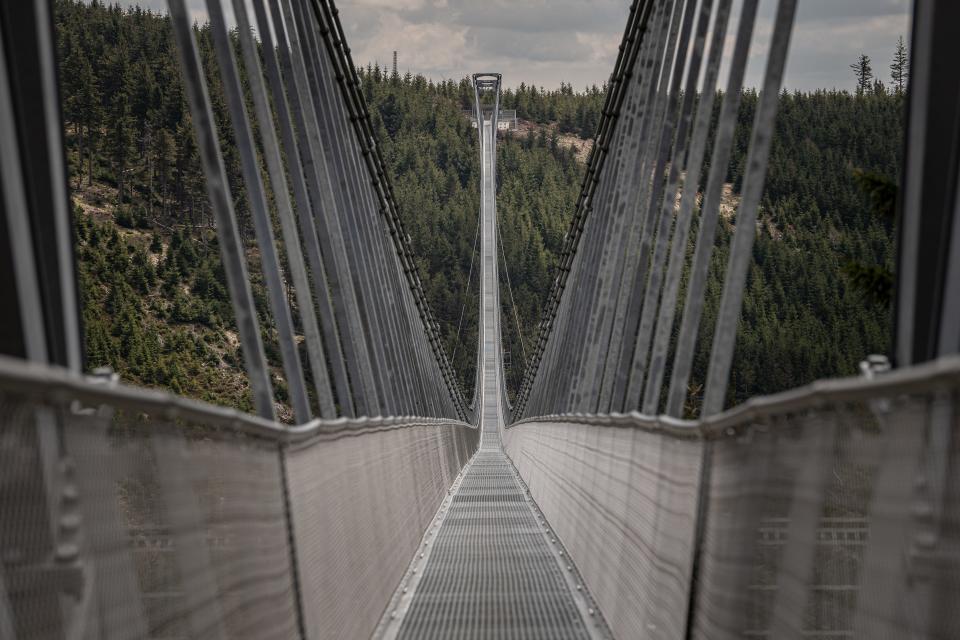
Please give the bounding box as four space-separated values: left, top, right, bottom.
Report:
496 221 527 363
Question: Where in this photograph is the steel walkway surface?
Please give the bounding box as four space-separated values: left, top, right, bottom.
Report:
389 121 596 639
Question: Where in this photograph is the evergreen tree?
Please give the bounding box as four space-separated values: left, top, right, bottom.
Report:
891 36 909 94
61 31 101 187
105 44 134 201
154 128 175 218
851 54 874 94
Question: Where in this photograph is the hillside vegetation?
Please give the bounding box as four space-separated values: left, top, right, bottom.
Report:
56 0 902 414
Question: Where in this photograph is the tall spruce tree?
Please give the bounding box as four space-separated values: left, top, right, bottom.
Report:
891 36 909 94
851 53 874 94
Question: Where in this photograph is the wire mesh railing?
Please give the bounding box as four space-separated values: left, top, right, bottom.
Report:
5 347 959 638
503 355 960 639
0 356 477 639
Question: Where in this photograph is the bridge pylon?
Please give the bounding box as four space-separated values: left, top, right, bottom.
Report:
472 73 503 141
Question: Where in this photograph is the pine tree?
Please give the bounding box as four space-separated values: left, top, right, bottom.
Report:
105 43 134 202
62 32 102 187
154 128 175 218
890 36 908 94
850 54 873 94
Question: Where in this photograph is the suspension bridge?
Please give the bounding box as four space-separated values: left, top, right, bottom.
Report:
2 0 960 639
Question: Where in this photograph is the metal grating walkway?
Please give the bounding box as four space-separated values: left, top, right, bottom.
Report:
395 451 591 639
390 118 596 638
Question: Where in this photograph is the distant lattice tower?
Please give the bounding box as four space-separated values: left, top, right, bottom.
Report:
392 51 397 76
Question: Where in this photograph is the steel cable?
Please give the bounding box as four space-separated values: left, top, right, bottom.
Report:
496 221 528 364
452 213 482 364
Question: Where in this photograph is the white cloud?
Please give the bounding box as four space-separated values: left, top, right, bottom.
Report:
354 12 468 76
574 31 621 65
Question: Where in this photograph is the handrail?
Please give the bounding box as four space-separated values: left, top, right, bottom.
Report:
512 353 960 437
510 411 699 438
701 352 960 433
0 355 475 445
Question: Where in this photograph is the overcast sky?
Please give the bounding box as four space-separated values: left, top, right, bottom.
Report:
338 0 912 90
113 0 913 91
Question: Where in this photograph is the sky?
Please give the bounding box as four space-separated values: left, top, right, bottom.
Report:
111 0 913 91
337 0 913 90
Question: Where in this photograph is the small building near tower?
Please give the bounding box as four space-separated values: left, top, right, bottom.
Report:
464 109 517 131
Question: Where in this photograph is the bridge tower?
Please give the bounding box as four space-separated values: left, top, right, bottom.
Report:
471 73 502 135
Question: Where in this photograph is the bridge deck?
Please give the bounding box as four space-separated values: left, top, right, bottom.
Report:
394 122 594 638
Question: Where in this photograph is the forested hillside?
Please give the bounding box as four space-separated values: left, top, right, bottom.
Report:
57 0 276 414
702 88 900 408
55 0 903 415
